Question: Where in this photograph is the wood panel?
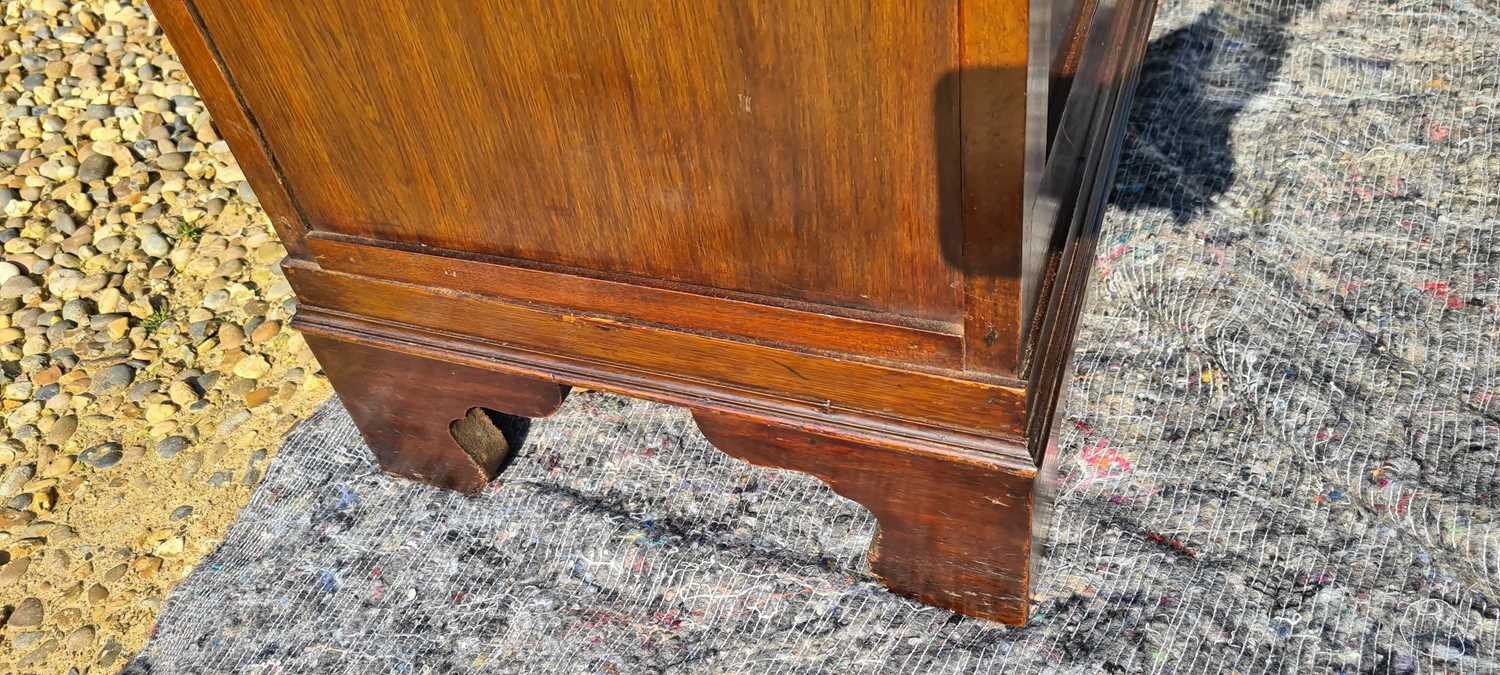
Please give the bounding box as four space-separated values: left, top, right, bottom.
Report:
191 0 969 323
308 234 964 370
284 262 1031 447
958 0 1032 376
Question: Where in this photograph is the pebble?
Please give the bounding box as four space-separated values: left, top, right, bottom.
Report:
0 463 35 497
217 408 252 434
11 631 43 652
153 536 185 557
0 274 39 298
93 363 135 392
169 381 200 406
245 387 275 408
0 1 329 652
133 555 163 577
79 443 124 469
0 508 35 528
195 372 221 393
127 378 160 403
219 323 245 350
3 380 31 400
156 152 188 171
0 557 30 584
8 596 44 627
77 154 115 183
250 319 282 343
40 454 75 478
179 452 204 481
18 639 59 668
66 625 96 652
156 435 191 459
61 298 91 323
102 563 128 583
232 354 272 380
47 414 78 444
141 232 171 257
145 402 179 423
99 639 122 668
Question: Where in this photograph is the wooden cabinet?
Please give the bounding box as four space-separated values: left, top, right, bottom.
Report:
151 0 1156 624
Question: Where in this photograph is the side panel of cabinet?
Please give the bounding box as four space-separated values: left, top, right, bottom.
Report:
189 0 974 326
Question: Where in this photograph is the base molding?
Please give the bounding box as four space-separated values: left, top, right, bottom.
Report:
292 304 1035 469
298 321 1045 624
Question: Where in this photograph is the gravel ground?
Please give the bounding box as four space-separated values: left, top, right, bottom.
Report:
0 1 330 671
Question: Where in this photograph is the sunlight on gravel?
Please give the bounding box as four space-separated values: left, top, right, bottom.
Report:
0 1 331 670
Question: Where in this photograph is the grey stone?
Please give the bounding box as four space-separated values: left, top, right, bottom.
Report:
77 154 115 183
51 211 76 235
51 349 78 369
61 298 92 323
0 275 39 299
156 152 187 171
0 464 35 498
93 364 135 392
0 557 29 584
79 443 124 469
126 378 159 403
156 435 190 459
217 408 252 435
193 372 220 392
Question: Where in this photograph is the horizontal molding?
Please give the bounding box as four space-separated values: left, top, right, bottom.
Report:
285 261 1031 460
308 233 968 372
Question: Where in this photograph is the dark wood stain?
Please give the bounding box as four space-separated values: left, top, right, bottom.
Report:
153 0 1156 625
187 0 976 323
284 262 1030 443
694 409 1038 624
306 334 569 494
308 234 966 370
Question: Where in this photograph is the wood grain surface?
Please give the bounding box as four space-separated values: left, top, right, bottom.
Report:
305 334 570 494
156 0 1155 625
189 0 989 324
694 409 1040 624
285 262 1031 444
